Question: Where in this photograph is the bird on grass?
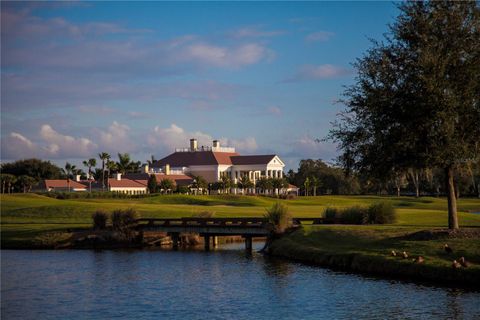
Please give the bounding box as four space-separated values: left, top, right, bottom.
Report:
414 256 424 264
452 260 461 269
459 257 470 268
391 250 397 257
402 251 409 259
444 244 453 254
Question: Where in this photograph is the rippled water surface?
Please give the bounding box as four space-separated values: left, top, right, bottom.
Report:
2 243 480 320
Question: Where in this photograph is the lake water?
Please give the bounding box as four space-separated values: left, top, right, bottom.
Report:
2 243 480 320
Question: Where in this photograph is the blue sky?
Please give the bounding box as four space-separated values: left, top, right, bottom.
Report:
1 1 399 170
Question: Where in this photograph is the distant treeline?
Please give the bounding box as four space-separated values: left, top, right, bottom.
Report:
1 157 479 197
286 159 480 198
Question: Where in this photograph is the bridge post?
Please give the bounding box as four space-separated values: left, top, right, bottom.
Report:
244 236 252 253
212 236 218 248
204 235 210 251
171 233 179 250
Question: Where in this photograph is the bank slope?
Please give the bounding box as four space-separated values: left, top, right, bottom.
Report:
269 226 480 287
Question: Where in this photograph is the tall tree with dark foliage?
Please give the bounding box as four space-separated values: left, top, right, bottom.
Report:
330 1 480 229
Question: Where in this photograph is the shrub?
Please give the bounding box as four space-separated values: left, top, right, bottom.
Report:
340 206 369 225
92 210 109 230
264 202 291 234
111 208 139 240
324 207 338 224
367 202 396 224
112 208 138 230
286 193 297 200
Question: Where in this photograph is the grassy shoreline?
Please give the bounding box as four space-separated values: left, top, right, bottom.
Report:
268 225 480 287
2 193 480 287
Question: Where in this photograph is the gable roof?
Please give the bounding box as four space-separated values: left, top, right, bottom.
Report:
45 180 87 189
123 173 194 187
153 151 239 167
108 179 147 188
230 155 276 165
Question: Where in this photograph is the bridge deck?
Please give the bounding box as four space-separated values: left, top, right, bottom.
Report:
137 217 324 236
136 217 325 251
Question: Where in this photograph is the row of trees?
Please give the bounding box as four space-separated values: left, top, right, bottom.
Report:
146 173 290 195
286 159 480 198
0 153 143 193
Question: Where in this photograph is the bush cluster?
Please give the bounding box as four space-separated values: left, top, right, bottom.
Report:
323 202 396 225
92 210 109 230
278 193 297 200
264 202 291 234
39 191 156 200
90 208 139 240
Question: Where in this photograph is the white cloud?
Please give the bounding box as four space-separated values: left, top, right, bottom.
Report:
305 31 334 42
97 121 136 153
148 123 258 156
229 26 285 38
285 64 352 82
1 126 97 159
39 124 97 157
182 43 273 68
220 137 258 153
1 132 38 159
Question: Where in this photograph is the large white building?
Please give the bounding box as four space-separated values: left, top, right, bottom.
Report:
150 138 285 186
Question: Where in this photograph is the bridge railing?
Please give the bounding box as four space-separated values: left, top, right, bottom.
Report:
136 217 325 228
136 217 269 228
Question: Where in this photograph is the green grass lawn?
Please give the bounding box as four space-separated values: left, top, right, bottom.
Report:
1 193 480 248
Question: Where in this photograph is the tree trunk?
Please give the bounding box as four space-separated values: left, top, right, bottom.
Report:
102 161 105 192
445 165 459 230
397 187 400 197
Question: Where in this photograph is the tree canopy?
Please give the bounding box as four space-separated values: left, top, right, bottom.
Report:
1 158 63 181
330 1 480 229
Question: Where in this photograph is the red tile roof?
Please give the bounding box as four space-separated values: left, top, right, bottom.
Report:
153 151 239 167
45 180 87 189
108 179 146 188
123 173 194 187
230 155 276 165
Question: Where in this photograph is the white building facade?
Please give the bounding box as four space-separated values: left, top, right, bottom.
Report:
151 139 286 187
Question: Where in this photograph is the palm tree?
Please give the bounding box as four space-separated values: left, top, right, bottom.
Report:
1 174 16 194
17 175 36 193
83 158 97 192
272 178 288 196
311 176 320 196
116 153 132 175
62 162 75 192
98 152 110 191
238 175 254 194
147 155 157 166
191 175 208 194
159 179 174 194
256 177 272 195
220 175 232 194
304 177 311 196
106 160 117 180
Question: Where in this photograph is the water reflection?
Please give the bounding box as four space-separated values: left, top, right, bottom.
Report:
1 248 480 320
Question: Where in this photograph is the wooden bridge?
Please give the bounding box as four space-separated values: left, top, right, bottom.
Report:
136 217 324 252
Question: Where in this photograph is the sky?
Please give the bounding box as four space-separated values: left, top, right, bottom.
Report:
1 1 400 171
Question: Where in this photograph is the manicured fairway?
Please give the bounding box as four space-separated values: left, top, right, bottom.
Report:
1 193 480 248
